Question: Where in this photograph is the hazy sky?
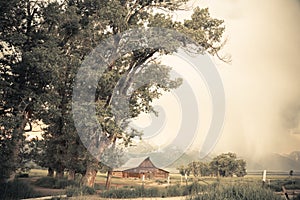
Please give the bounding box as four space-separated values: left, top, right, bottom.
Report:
130 0 300 159
187 0 300 157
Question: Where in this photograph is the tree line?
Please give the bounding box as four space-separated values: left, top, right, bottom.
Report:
177 153 247 178
0 0 227 187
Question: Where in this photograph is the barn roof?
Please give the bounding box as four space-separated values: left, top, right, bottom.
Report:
113 156 169 173
122 156 150 169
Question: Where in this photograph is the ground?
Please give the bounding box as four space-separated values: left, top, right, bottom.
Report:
22 169 300 199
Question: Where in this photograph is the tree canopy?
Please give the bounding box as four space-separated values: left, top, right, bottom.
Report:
0 0 227 186
178 153 247 178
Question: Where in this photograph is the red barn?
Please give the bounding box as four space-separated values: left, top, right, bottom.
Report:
112 157 169 179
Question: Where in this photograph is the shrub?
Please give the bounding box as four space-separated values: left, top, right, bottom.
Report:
35 176 56 188
166 184 185 196
35 176 78 189
0 180 41 200
269 179 300 192
184 181 207 195
16 173 29 178
66 186 96 197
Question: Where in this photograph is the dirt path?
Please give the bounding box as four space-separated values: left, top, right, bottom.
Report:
69 196 188 200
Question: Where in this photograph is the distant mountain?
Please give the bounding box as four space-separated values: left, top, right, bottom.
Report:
246 152 300 171
288 151 300 162
165 151 300 172
166 150 213 168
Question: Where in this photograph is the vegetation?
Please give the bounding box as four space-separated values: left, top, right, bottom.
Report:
0 180 41 200
100 181 285 199
66 185 96 197
210 152 247 177
192 182 281 200
0 0 227 188
34 176 79 189
178 152 247 178
100 183 208 198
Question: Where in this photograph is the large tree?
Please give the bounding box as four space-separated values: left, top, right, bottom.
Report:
209 152 247 177
0 0 62 181
72 0 226 187
1 0 227 187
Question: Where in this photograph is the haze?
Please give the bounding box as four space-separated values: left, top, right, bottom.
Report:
130 0 300 161
187 0 300 158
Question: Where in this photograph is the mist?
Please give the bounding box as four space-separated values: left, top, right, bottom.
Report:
186 0 300 159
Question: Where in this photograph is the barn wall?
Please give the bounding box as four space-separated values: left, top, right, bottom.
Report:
112 171 123 178
112 158 169 179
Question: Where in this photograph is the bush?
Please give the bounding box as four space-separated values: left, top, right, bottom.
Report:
166 184 185 196
35 176 56 188
66 186 96 197
184 181 207 195
35 176 78 189
269 179 300 192
0 180 41 200
16 173 29 178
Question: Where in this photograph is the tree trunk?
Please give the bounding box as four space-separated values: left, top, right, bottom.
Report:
8 112 29 181
68 169 76 180
105 170 112 190
82 162 98 187
55 168 64 178
47 167 54 177
82 136 112 187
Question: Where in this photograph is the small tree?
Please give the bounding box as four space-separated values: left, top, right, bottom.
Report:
188 161 201 178
177 165 190 185
188 161 210 178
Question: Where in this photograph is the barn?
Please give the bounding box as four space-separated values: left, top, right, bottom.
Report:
112 157 169 179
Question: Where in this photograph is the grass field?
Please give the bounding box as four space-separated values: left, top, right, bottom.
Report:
7 169 293 199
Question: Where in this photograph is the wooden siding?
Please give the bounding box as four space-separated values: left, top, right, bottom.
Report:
112 157 169 179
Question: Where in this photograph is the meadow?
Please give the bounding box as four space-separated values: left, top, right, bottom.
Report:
1 169 299 199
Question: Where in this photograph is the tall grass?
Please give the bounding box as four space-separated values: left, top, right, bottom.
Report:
192 182 282 200
101 181 282 199
0 180 41 200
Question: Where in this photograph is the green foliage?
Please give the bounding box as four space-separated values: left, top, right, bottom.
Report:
188 161 211 177
66 185 96 197
0 180 41 200
269 178 300 192
101 182 207 198
180 153 247 179
0 0 227 186
192 182 281 200
165 184 183 196
101 186 163 198
177 165 191 176
0 138 15 181
34 177 78 189
210 152 247 177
